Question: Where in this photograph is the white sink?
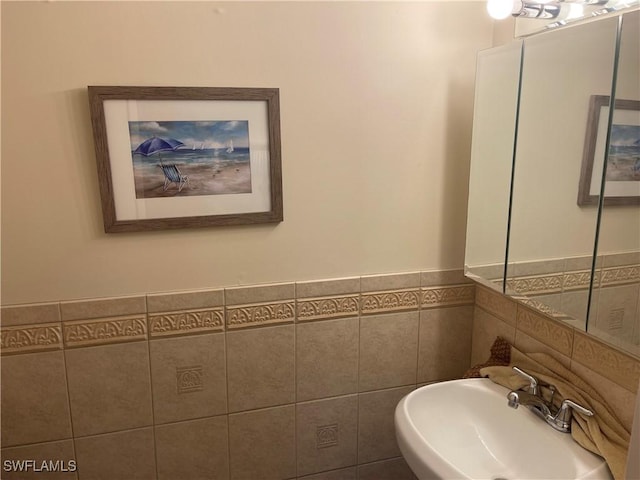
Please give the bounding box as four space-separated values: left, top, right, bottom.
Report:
395 378 612 480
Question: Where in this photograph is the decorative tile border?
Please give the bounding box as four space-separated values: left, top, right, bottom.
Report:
572 332 640 393
297 295 359 322
515 306 574 357
475 286 517 325
360 289 420 316
226 301 295 329
63 315 147 348
600 264 640 287
0 322 63 355
148 308 224 338
421 284 475 309
506 273 564 296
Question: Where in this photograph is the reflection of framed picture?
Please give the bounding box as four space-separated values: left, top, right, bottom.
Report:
578 95 640 206
88 86 283 232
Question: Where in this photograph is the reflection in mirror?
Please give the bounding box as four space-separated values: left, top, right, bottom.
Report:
506 18 619 327
591 11 640 356
465 41 523 291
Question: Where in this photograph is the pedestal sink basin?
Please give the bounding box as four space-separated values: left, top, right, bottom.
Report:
395 378 612 480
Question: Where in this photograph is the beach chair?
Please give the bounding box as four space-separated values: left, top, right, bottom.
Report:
158 163 189 192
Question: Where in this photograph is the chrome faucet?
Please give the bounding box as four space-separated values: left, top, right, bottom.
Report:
506 366 594 433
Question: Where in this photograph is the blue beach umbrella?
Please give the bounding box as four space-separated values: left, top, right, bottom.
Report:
133 136 184 161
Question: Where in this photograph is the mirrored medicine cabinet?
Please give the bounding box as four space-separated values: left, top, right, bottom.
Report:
465 9 640 357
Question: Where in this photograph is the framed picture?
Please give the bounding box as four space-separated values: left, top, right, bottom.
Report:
88 86 283 232
578 95 640 206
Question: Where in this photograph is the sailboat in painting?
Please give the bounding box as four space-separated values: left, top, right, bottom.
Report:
226 140 234 154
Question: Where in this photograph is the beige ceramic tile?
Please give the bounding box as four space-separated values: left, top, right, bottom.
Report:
357 457 417 480
150 333 227 424
298 467 357 480
155 416 229 480
0 351 72 447
226 325 295 412
63 315 147 348
225 282 295 305
60 296 146 322
358 386 414 464
148 307 224 337
564 255 598 273
421 284 475 309
1 322 63 355
470 306 516 367
296 318 359 402
74 428 155 480
360 289 420 316
420 268 470 287
226 300 295 329
1 440 77 480
417 306 474 383
511 258 567 277
474 286 517 325
228 405 295 480
515 305 574 357
513 329 571 367
1 302 60 327
572 331 640 393
360 272 421 292
296 395 358 477
359 312 418 392
296 277 360 298
65 342 153 437
569 360 637 432
297 295 360 323
147 288 224 313
593 284 639 339
603 251 640 268
559 289 593 322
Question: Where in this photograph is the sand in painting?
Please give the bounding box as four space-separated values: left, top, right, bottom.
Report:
134 162 251 198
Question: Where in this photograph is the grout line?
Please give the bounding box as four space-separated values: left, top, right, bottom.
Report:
143 332 159 480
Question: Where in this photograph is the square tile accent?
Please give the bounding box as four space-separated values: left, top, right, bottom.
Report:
1 302 60 327
421 284 475 309
150 333 227 424
229 405 295 480
358 386 414 464
296 395 358 477
296 317 359 402
176 365 204 393
1 351 72 447
297 295 359 322
74 428 155 480
155 416 229 480
1 440 77 480
360 289 421 316
226 301 295 329
417 306 473 383
359 312 418 392
65 342 153 437
226 325 295 412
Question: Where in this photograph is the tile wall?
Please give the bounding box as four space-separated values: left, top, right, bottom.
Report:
472 284 640 432
0 270 476 480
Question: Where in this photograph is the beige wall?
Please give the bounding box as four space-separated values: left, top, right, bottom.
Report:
0 1 493 305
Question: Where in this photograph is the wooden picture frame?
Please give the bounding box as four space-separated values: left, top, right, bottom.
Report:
578 95 640 206
88 86 283 232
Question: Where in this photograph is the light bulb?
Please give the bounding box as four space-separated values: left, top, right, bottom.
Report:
487 0 515 19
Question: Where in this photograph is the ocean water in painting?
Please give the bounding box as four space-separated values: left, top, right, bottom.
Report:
606 124 640 182
128 120 252 199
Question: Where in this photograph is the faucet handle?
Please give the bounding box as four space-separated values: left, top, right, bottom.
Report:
512 366 540 396
553 399 594 431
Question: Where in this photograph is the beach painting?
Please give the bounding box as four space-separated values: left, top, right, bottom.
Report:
606 124 640 182
128 120 252 199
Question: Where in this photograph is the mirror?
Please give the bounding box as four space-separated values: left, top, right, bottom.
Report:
465 10 640 357
591 10 640 352
507 17 620 326
465 40 523 291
